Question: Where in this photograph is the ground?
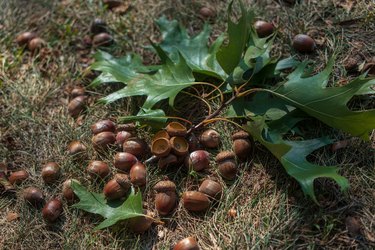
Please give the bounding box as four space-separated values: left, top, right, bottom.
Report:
0 0 374 249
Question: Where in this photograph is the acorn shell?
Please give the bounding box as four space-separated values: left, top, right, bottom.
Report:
151 137 171 157
166 122 187 137
9 170 29 185
170 137 189 156
182 191 210 212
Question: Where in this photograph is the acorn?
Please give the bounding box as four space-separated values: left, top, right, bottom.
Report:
114 152 138 172
15 32 37 46
232 131 252 160
62 179 80 203
92 33 113 47
70 86 85 98
254 20 274 38
128 209 153 234
92 131 116 150
166 122 187 137
117 123 136 132
152 130 170 142
199 129 220 148
187 134 201 152
170 137 189 156
68 95 86 118
158 154 178 169
173 237 200 250
199 6 216 18
129 162 147 187
292 34 316 53
41 162 61 184
42 199 63 223
103 0 123 9
91 120 116 135
182 191 210 212
198 179 222 199
67 140 87 157
151 138 171 157
154 180 177 216
123 138 147 158
216 151 237 180
185 150 210 171
87 161 110 179
27 37 46 52
9 170 29 185
115 131 132 146
23 187 44 207
90 18 107 35
103 174 131 200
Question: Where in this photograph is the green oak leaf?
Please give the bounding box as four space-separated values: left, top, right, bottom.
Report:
71 181 144 230
271 59 375 140
119 108 168 130
90 51 195 109
243 114 349 202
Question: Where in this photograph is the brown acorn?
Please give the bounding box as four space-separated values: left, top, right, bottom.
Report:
187 134 201 152
103 174 130 200
41 162 61 184
170 137 189 156
154 180 177 215
232 131 252 160
42 199 63 223
115 131 132 146
216 151 237 180
67 140 87 158
9 170 29 185
23 187 44 207
182 191 210 212
116 123 136 132
166 122 187 137
68 95 86 118
87 161 110 179
123 138 147 158
158 154 178 169
151 137 171 157
199 6 216 18
71 86 85 98
92 33 113 47
90 18 107 35
292 34 316 53
129 162 147 187
27 37 46 52
185 150 210 171
254 20 274 38
173 237 200 250
62 179 80 203
154 180 176 193
114 152 138 172
200 129 220 148
15 32 37 46
198 179 222 199
92 131 116 150
128 209 153 234
91 120 116 135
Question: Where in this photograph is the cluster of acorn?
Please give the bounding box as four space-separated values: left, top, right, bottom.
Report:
254 20 316 53
15 31 46 53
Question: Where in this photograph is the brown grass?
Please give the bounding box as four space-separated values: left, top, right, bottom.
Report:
0 0 374 249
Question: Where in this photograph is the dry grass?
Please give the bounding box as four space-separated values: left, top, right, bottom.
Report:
0 0 374 249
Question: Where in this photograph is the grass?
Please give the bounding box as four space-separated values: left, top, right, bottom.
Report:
0 0 374 249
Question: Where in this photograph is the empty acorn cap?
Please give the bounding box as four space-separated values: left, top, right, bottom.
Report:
231 131 250 140
170 137 189 156
151 138 171 157
152 130 170 142
154 180 176 193
216 151 236 163
166 122 187 137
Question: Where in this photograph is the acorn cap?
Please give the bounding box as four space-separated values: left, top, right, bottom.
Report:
117 123 136 132
166 122 187 137
170 137 189 156
153 180 176 193
215 151 235 163
231 131 250 140
152 130 170 142
151 138 171 157
114 173 131 189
